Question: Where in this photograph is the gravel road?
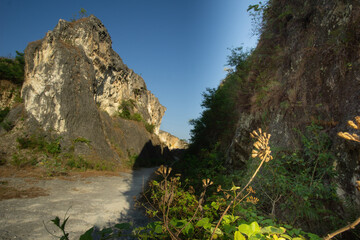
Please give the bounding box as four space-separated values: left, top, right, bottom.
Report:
0 167 157 240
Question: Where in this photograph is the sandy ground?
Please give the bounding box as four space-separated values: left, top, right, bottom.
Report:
0 167 157 240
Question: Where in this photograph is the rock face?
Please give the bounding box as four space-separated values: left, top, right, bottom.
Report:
158 130 188 150
227 0 360 202
20 16 166 163
23 15 166 135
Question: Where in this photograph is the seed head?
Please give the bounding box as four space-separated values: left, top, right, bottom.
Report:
250 128 273 162
155 165 172 178
202 178 213 187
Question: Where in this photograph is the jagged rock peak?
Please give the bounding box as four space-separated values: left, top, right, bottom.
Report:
23 15 166 134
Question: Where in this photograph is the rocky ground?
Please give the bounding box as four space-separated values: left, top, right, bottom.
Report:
0 167 157 240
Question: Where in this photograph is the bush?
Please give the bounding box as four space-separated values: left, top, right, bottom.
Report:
247 123 340 234
16 135 61 155
145 122 155 134
73 137 91 145
65 155 93 170
131 113 143 122
0 51 25 84
118 99 135 120
0 107 10 122
11 153 38 168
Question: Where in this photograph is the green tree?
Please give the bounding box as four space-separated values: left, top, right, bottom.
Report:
0 51 25 84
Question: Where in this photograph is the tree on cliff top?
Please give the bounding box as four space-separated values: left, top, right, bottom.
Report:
0 51 24 84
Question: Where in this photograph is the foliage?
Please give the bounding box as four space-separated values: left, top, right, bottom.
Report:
118 99 135 119
44 211 71 240
16 135 62 155
0 51 25 84
130 130 319 240
65 155 92 170
145 122 155 134
37 156 66 176
226 47 251 69
73 137 91 145
70 8 88 22
189 46 251 153
0 107 10 123
247 1 269 37
248 124 340 234
11 153 38 169
118 99 155 134
0 107 14 131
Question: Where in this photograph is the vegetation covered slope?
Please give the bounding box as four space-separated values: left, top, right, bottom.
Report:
181 0 360 238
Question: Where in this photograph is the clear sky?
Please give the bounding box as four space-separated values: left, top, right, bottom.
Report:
0 0 258 141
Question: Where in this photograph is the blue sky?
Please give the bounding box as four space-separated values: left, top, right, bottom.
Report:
0 0 258 141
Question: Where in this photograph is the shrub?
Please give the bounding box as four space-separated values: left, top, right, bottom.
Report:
65 155 93 170
11 154 38 168
118 99 135 120
0 120 13 131
0 107 10 122
145 122 155 134
73 137 91 145
16 135 61 155
131 113 143 122
0 51 25 84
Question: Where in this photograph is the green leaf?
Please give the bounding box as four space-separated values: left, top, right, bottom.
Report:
99 227 113 236
307 233 321 240
183 222 194 236
231 185 241 191
249 233 265 240
210 227 223 236
222 215 239 225
79 227 94 240
154 224 163 234
249 221 261 234
283 224 293 229
223 224 237 234
280 234 293 240
60 216 69 230
238 224 251 237
234 231 246 240
51 216 61 228
261 226 285 234
196 217 210 227
211 201 220 210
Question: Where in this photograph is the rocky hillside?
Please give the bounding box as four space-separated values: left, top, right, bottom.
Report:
227 0 360 200
188 0 360 236
0 15 179 167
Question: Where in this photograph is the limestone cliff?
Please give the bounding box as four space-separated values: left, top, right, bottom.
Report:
22 15 165 135
158 130 188 150
17 15 166 164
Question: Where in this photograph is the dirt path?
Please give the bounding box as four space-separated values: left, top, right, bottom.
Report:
0 167 157 240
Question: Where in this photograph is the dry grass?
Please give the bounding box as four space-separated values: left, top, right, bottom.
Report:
0 182 48 200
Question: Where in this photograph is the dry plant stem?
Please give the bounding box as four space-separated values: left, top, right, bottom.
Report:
323 217 360 240
210 155 267 240
233 191 251 210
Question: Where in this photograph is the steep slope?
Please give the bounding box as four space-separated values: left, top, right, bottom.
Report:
228 0 360 199
189 0 360 236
